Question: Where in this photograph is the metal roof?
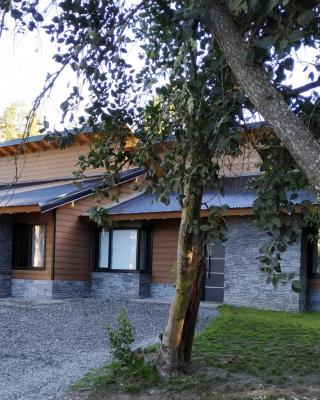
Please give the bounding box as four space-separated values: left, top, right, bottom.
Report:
107 175 317 215
0 127 93 148
0 168 143 212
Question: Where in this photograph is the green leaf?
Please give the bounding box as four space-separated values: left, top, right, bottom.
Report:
297 9 314 25
291 280 301 293
283 57 294 71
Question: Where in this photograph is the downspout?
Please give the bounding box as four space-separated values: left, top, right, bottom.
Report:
51 210 56 281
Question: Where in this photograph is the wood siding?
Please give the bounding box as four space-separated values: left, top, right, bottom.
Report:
11 212 54 280
219 145 261 176
151 219 180 284
54 181 135 281
0 143 105 184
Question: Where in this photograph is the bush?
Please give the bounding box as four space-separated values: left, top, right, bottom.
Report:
106 308 135 365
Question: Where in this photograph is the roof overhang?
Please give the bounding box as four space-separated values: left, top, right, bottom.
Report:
0 205 40 214
108 208 254 221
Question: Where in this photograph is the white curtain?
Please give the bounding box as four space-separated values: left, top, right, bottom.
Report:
99 230 110 268
31 225 46 267
111 229 137 270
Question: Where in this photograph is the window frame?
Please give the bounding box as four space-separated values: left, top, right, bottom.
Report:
92 227 151 273
12 223 47 271
306 228 320 279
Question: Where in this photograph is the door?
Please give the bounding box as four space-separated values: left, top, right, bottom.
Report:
204 243 225 302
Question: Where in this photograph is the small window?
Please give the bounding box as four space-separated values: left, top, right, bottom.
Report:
13 224 46 269
111 229 137 270
94 228 151 272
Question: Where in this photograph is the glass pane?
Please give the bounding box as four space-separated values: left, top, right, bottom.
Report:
111 229 137 270
99 230 110 269
31 225 46 267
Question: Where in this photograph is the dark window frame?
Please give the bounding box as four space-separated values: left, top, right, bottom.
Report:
12 223 47 271
92 227 152 273
306 228 320 279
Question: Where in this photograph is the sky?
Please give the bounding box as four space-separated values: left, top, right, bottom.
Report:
0 11 318 131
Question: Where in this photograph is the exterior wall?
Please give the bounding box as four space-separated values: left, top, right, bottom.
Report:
219 145 261 177
0 142 105 184
150 283 175 299
0 215 12 297
151 219 180 284
11 212 54 281
52 280 91 299
11 279 53 299
11 279 91 299
224 217 304 312
307 280 320 311
54 181 134 282
91 272 150 299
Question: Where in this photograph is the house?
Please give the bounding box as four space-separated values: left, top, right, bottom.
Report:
0 131 319 312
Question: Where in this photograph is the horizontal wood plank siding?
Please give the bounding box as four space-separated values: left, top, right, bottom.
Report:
0 143 105 183
151 219 180 284
11 212 54 280
54 181 135 281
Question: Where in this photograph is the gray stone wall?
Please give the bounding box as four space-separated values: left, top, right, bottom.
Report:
150 283 175 299
224 217 304 312
52 280 91 299
11 279 53 299
91 272 150 299
0 216 12 298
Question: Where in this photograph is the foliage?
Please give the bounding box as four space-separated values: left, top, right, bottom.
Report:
3 0 319 273
106 308 135 365
3 0 320 369
0 101 40 141
71 358 159 394
247 134 308 290
72 306 320 398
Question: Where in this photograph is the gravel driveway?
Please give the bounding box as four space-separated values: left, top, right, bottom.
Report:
0 298 218 400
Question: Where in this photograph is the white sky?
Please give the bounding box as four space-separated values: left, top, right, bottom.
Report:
0 16 318 130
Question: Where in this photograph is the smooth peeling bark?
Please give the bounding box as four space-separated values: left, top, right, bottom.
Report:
197 0 320 191
158 178 204 372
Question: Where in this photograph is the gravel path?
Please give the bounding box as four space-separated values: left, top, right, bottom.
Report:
0 298 218 400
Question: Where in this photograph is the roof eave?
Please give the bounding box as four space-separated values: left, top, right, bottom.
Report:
40 168 144 213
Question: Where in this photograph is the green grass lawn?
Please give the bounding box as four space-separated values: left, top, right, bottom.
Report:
193 305 320 377
69 306 320 400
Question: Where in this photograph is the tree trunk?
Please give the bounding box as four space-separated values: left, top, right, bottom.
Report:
198 0 320 191
158 177 205 372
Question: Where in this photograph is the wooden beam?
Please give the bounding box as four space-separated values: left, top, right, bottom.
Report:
27 142 42 152
0 205 40 214
0 147 13 157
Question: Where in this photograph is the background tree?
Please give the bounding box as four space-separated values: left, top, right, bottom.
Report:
2 0 320 372
0 100 40 140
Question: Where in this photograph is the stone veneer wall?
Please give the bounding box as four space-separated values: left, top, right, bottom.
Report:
11 279 53 299
0 216 12 298
91 272 150 299
224 217 305 312
52 281 91 299
11 279 91 299
150 283 175 299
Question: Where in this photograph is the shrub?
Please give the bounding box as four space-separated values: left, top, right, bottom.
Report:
106 308 135 365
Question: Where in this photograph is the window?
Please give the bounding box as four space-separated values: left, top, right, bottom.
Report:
13 224 46 269
94 228 151 272
307 229 320 278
